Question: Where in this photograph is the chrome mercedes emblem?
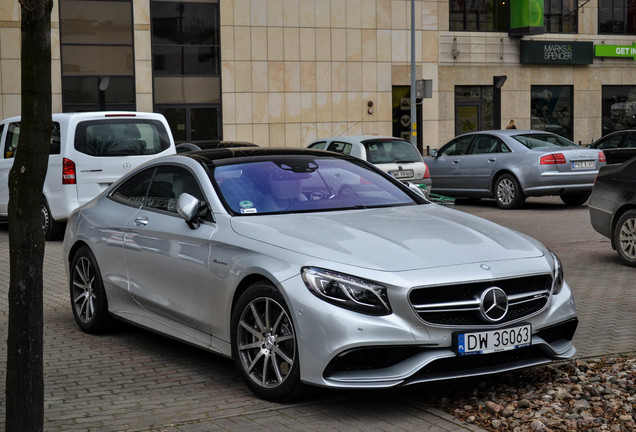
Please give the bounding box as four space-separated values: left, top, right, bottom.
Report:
479 287 508 322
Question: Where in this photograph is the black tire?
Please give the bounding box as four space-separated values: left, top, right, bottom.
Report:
494 174 525 209
69 246 113 333
613 210 636 267
41 200 65 241
560 192 591 206
231 281 303 402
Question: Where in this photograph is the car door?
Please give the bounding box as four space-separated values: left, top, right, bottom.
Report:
426 134 473 192
458 134 503 192
122 164 214 333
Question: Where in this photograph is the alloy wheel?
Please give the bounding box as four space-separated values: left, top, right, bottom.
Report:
497 178 515 205
72 256 97 324
618 216 636 261
236 296 296 389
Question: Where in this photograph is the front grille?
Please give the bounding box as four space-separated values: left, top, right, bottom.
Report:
409 275 552 326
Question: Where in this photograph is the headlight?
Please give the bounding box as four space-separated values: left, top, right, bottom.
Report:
301 267 391 316
550 251 564 295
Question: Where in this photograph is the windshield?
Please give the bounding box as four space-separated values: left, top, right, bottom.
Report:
513 133 578 150
213 156 417 215
363 139 422 164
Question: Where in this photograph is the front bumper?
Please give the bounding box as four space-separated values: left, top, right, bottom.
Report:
282 272 578 389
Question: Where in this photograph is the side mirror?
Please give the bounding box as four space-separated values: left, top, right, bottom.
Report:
430 149 438 157
177 193 208 229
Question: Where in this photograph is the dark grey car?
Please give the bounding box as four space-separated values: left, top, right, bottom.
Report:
425 130 607 209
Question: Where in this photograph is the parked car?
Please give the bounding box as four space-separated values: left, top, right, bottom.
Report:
307 135 432 190
176 140 258 153
589 129 636 165
0 111 175 240
424 130 606 209
589 155 636 266
63 147 578 401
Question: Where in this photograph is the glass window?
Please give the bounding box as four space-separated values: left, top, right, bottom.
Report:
326 142 353 155
599 0 636 34
111 168 155 207
471 135 500 154
530 86 573 140
513 133 578 149
602 86 636 135
74 119 171 156
544 0 578 33
439 135 474 156
450 0 509 31
593 133 625 149
151 1 220 76
59 0 135 111
455 86 494 134
363 140 422 164
4 122 62 158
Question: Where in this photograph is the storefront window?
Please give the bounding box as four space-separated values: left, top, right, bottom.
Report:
450 0 509 31
455 86 494 135
531 86 573 140
544 0 578 33
599 0 636 34
601 86 636 136
59 0 135 111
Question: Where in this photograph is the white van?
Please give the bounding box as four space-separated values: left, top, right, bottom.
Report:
0 111 176 239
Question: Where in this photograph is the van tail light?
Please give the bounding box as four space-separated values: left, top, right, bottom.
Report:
598 151 606 163
62 158 76 184
540 153 566 165
423 163 431 179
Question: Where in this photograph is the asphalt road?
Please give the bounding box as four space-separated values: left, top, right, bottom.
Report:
0 196 633 431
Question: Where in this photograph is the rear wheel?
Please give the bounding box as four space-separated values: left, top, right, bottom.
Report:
231 281 303 402
613 210 636 267
560 192 590 206
494 174 525 209
70 246 113 333
41 200 65 241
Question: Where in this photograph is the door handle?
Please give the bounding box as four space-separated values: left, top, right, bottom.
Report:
452 160 460 164
134 216 148 226
488 158 497 162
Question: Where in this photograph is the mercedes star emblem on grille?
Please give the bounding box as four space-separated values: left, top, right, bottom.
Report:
479 287 508 322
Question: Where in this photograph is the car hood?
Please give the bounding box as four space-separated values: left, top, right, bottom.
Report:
229 205 544 271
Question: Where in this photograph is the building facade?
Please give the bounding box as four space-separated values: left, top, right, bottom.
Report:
1 0 636 149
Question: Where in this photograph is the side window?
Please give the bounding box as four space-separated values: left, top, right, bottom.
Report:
110 168 155 207
3 122 62 159
627 134 636 148
595 134 624 149
146 166 204 214
308 141 326 150
439 136 473 156
326 141 352 155
471 136 499 154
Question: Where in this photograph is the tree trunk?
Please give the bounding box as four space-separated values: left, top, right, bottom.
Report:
5 1 53 431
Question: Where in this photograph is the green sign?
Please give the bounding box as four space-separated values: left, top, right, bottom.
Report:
595 43 636 60
520 40 594 65
509 0 544 36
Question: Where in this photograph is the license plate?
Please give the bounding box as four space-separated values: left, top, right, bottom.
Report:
390 169 414 179
455 324 531 355
572 160 595 169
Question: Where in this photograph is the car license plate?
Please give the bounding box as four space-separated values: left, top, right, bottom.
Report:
572 160 595 169
455 324 531 355
390 169 414 179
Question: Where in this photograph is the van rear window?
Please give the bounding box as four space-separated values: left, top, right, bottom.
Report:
74 119 171 157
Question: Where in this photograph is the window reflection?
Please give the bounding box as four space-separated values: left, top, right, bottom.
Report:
531 86 573 140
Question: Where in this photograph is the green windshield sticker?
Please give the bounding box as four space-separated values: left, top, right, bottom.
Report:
239 200 254 208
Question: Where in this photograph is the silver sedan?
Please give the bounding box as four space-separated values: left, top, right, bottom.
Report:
425 130 606 209
63 147 578 401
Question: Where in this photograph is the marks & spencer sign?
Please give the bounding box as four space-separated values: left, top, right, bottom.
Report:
520 40 594 65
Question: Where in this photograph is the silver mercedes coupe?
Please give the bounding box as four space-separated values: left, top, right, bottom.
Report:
63 147 578 401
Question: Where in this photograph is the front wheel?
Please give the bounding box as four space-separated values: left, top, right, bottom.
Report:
613 210 636 267
70 246 114 333
494 174 525 209
231 281 303 402
560 192 590 206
